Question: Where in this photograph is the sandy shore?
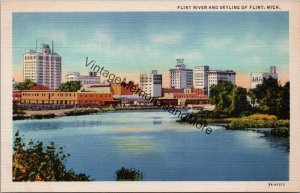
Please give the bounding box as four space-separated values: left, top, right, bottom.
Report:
23 108 90 116
21 106 164 117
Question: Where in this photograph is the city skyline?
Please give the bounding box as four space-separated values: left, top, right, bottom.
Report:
13 12 289 88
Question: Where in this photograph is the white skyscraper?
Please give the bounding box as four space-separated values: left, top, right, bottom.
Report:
169 59 193 89
194 65 236 93
194 66 209 90
23 43 61 89
140 70 162 97
207 70 236 92
251 66 278 88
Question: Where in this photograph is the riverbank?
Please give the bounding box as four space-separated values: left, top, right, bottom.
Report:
13 106 165 120
177 112 290 137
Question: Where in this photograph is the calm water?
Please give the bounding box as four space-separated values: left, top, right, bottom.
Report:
13 109 289 181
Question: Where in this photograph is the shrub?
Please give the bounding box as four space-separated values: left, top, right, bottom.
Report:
227 118 289 130
64 109 100 116
270 127 289 137
13 131 91 181
247 114 278 121
276 120 290 128
101 107 115 111
115 167 143 181
13 115 28 120
32 114 56 119
13 104 25 115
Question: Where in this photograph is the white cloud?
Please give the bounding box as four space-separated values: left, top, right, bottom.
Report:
95 32 113 43
232 35 289 55
35 29 69 45
202 37 234 47
275 39 289 54
71 32 114 54
233 35 268 51
149 32 183 44
172 52 203 64
244 56 263 66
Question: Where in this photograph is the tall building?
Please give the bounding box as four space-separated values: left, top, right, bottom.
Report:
250 66 278 88
65 72 100 89
194 66 236 93
207 70 236 91
169 59 193 89
140 70 162 97
23 43 61 89
194 66 209 90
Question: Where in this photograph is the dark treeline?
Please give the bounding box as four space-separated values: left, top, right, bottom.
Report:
209 77 290 119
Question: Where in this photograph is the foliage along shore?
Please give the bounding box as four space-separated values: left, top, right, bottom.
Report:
13 107 114 120
13 131 92 181
13 106 165 120
177 112 289 137
177 77 290 137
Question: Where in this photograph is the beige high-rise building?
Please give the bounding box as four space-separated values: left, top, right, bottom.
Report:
140 70 162 97
23 43 61 89
169 59 193 89
194 65 236 94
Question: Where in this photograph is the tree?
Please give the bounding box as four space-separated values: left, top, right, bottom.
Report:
209 80 234 114
115 167 143 181
59 81 81 92
15 79 36 90
209 80 251 116
13 131 91 181
276 81 290 119
249 77 289 119
229 87 251 116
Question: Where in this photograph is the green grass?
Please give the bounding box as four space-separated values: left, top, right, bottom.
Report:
227 118 289 130
177 112 289 137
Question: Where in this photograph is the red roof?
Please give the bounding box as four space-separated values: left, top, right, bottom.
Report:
29 85 49 90
162 88 184 95
192 88 206 95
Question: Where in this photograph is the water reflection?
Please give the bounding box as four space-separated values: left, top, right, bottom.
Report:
13 109 289 181
153 117 162 125
112 136 163 155
260 135 290 152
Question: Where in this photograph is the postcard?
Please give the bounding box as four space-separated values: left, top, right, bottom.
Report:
1 0 300 192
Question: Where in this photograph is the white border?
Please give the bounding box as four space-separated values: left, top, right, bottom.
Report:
1 1 300 192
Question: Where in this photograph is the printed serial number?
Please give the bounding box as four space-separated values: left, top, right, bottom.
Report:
268 182 285 186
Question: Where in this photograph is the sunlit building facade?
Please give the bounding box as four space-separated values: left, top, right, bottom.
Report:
23 43 61 90
140 70 162 97
251 66 278 88
169 59 193 89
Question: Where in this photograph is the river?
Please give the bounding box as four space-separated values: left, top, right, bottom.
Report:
13 109 289 181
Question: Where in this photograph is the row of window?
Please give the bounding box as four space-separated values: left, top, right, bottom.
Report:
78 94 111 97
22 93 112 98
21 100 107 105
83 81 99 84
24 55 61 61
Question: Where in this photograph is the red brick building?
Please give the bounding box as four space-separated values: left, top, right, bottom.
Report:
12 90 21 103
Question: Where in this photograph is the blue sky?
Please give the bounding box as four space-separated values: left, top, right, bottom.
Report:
13 12 289 87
